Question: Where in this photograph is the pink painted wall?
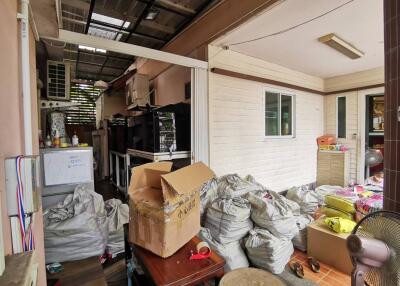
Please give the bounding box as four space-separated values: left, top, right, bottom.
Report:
153 65 191 106
0 1 46 285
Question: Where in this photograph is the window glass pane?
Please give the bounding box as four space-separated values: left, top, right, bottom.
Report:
338 96 346 138
265 92 279 136
281 95 292 136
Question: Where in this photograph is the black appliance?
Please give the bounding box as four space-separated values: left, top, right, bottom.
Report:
127 103 190 153
108 115 128 153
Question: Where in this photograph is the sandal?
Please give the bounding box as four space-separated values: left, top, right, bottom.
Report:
290 262 304 278
308 257 320 273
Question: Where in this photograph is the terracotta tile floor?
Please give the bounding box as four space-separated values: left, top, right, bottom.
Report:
289 249 351 286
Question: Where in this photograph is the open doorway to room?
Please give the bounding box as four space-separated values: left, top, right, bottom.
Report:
364 94 384 181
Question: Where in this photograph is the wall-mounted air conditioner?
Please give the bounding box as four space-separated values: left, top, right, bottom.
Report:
126 73 150 106
47 60 70 101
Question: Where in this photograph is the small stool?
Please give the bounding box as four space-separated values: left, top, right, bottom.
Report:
220 268 285 286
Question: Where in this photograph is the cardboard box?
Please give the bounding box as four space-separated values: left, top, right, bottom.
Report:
128 162 214 258
316 135 336 146
307 219 353 274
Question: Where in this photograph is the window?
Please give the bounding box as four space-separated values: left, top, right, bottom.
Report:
265 90 294 137
337 96 346 138
65 83 101 125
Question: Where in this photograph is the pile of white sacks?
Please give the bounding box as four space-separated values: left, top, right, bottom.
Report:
43 186 129 263
199 175 321 274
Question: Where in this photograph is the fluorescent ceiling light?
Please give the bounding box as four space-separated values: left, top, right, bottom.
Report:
78 45 107 53
318 33 364 59
145 10 159 21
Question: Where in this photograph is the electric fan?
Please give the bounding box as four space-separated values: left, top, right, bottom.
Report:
347 211 400 286
365 148 383 177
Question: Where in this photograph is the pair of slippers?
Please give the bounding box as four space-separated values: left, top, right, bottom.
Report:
290 257 320 278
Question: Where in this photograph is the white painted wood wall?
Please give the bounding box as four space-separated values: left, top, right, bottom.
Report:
207 44 384 189
208 45 324 191
324 92 359 183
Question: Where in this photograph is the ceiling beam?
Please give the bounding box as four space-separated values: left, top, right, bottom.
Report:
64 48 134 62
141 20 174 34
75 6 174 35
64 59 127 70
61 0 91 11
90 19 166 43
138 0 280 78
30 0 59 38
42 29 208 69
156 0 196 15
125 0 155 43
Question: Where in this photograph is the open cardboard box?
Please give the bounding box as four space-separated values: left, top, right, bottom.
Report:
128 161 214 258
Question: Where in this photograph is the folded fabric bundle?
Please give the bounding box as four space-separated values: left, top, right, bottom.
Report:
321 206 354 220
286 186 320 216
199 227 249 272
324 195 356 214
248 190 301 240
355 194 383 215
245 227 294 274
292 214 314 251
205 197 253 243
324 217 356 233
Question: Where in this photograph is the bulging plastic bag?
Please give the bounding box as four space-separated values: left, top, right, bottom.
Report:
205 197 253 243
44 185 108 263
199 227 249 272
245 227 293 274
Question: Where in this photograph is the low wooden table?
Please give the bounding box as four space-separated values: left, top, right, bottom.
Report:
47 257 107 286
133 236 225 286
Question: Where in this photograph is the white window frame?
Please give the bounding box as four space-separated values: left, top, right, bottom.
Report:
264 87 295 139
336 95 346 139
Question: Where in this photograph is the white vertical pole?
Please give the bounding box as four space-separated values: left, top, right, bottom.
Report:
19 0 33 155
192 68 209 165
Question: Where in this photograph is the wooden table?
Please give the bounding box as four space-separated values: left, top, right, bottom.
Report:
47 257 107 286
133 236 225 286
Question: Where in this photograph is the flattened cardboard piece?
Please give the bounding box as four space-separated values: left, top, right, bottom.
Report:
129 161 173 192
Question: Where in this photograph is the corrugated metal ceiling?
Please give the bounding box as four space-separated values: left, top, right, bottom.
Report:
56 0 218 82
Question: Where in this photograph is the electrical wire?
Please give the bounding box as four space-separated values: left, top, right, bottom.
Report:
15 156 35 252
16 156 27 251
227 0 355 47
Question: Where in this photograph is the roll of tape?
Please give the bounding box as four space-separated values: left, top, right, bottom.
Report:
196 241 211 255
190 241 211 260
